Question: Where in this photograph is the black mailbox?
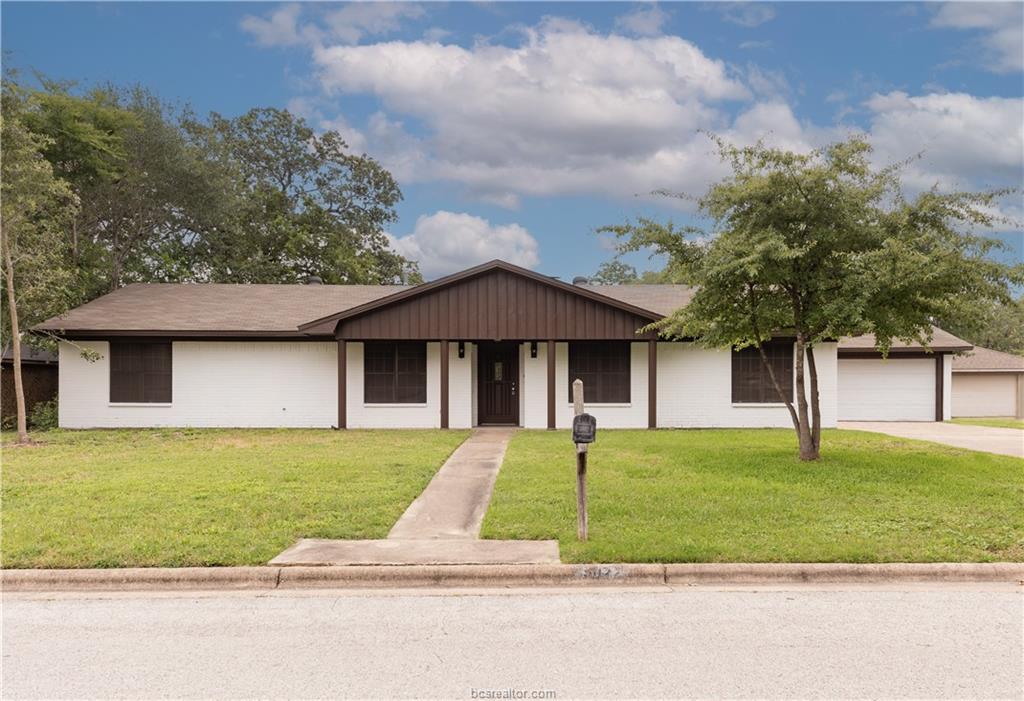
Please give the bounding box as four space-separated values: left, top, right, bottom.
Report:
572 413 597 444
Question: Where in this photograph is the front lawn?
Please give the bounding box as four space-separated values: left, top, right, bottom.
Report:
949 417 1024 430
481 429 1024 563
2 428 468 568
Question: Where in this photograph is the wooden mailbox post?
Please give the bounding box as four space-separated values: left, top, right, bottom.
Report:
571 378 596 541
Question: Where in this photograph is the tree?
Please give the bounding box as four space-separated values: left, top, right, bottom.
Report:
1 83 78 443
603 135 1022 460
590 260 638 284
936 296 1024 356
184 108 420 284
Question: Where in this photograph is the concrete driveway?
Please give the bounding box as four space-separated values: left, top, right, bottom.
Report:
839 421 1023 458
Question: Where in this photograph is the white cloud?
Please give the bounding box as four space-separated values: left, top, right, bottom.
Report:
240 4 307 47
241 2 425 47
614 3 670 37
388 211 540 278
739 40 772 50
863 91 1024 192
311 17 751 204
714 3 777 28
930 2 1023 73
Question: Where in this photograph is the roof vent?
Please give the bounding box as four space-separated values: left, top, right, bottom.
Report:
572 276 589 286
305 276 323 285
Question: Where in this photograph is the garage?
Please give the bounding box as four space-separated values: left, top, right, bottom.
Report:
951 346 1024 418
838 357 938 421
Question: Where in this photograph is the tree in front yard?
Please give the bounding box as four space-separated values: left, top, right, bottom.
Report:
1 83 79 443
602 135 1022 460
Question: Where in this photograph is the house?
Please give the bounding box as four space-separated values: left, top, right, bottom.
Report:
951 346 1024 419
1 343 59 423
35 260 969 430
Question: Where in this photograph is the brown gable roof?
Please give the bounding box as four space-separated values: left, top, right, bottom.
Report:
952 345 1024 372
299 260 664 336
34 283 407 337
838 326 973 353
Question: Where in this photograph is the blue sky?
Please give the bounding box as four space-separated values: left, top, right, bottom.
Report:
4 1 1022 279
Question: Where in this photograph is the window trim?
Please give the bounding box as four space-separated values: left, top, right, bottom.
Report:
730 341 795 405
363 341 428 405
109 341 173 405
567 341 632 404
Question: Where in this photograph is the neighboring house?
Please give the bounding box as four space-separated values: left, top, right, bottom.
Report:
1 343 59 423
35 260 968 430
951 346 1024 419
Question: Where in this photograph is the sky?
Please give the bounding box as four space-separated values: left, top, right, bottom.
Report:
3 1 1023 280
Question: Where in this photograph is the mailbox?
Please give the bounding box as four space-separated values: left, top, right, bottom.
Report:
572 413 597 444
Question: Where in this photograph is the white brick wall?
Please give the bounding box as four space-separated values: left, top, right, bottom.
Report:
345 341 441 428
59 338 842 430
59 340 337 428
657 342 839 428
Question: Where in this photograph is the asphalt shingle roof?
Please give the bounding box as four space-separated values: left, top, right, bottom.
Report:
952 345 1024 371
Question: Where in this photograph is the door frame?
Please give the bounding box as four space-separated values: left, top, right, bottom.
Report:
477 341 520 426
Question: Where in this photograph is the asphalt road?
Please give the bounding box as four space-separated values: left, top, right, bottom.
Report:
3 584 1022 699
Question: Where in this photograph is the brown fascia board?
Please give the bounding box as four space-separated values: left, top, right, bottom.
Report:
296 259 665 334
42 329 333 341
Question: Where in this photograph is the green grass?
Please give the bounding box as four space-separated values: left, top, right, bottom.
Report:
949 417 1024 430
2 428 469 568
481 429 1024 563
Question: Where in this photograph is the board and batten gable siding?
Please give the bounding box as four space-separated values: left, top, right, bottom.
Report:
333 268 656 340
656 342 839 428
59 341 337 428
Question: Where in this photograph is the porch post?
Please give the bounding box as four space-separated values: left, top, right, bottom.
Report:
648 339 657 429
440 339 450 429
337 339 346 429
935 354 944 422
547 340 556 429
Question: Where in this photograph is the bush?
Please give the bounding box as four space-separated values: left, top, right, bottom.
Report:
28 399 58 431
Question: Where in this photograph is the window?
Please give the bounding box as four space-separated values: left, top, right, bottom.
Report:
731 341 794 404
568 342 631 403
110 342 172 403
364 342 427 403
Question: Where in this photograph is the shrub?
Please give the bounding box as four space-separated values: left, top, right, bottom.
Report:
28 399 58 431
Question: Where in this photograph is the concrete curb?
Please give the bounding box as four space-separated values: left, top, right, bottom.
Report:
3 562 1023 592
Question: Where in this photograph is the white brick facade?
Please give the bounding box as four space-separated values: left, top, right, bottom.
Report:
60 339 844 429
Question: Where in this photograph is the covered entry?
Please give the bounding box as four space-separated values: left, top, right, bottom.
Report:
299 260 661 429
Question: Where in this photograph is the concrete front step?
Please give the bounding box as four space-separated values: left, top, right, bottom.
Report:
269 538 561 566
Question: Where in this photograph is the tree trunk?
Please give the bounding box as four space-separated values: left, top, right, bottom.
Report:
2 234 29 443
793 336 818 461
807 345 822 453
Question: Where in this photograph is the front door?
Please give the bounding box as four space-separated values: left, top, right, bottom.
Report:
478 342 519 425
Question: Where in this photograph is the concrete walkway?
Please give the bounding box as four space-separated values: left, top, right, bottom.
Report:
271 428 559 566
839 421 1023 458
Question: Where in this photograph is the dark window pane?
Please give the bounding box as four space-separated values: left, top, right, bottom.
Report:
568 342 631 403
364 342 427 403
110 342 172 403
731 341 794 403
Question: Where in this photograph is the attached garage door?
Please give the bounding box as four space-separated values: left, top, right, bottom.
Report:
838 358 935 421
952 373 1018 417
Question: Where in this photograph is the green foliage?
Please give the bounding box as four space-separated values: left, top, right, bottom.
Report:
1 428 469 567
27 398 58 431
482 429 1024 563
937 296 1024 356
601 134 1023 459
590 259 638 284
183 107 419 284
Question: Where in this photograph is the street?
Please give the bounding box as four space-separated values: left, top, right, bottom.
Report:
3 584 1021 699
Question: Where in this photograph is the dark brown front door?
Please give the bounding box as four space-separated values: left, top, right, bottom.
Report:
478 342 519 425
